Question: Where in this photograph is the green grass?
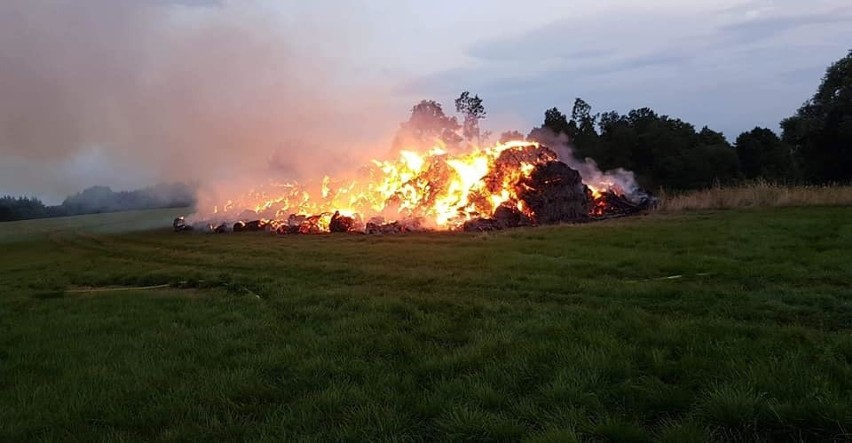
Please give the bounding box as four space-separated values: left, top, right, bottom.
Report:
1 207 850 441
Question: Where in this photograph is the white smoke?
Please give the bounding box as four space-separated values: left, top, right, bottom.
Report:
527 128 642 198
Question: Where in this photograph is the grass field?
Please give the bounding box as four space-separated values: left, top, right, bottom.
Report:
1 207 850 441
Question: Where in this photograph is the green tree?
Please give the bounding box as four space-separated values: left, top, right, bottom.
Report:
593 107 740 190
781 50 852 182
735 127 796 180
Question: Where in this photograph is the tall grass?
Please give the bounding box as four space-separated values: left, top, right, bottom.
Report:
658 181 852 211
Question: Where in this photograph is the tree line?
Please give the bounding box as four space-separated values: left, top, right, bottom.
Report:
0 183 196 222
395 50 852 191
3 51 849 221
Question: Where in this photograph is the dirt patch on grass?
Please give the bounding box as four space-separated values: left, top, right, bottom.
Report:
37 285 211 299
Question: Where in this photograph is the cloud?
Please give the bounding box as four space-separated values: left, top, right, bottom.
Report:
403 0 852 139
466 21 617 63
718 8 852 42
601 52 691 73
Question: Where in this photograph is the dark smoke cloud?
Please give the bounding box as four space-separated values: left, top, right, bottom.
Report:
0 0 397 203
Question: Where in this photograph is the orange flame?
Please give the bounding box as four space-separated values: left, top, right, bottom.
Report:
204 141 614 231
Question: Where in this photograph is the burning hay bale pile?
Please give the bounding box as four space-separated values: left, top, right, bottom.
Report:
179 142 654 235
461 156 591 231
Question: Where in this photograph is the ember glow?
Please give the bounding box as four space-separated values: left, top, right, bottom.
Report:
193 141 647 234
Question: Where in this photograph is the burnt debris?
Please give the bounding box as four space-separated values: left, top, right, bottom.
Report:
233 219 268 232
173 216 193 232
365 217 426 234
590 190 656 219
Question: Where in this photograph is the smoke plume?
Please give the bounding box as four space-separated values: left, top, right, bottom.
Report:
0 0 397 203
527 128 640 196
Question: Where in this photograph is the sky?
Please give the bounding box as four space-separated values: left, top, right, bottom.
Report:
1 0 850 202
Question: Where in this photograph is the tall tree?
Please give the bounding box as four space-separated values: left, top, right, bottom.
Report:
569 98 600 159
597 111 636 172
571 98 595 131
543 107 570 136
781 50 852 182
454 91 486 145
392 100 461 152
735 127 796 180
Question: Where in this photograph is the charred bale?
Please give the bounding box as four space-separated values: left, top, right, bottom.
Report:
244 220 267 231
493 203 533 228
518 161 590 224
235 220 267 232
276 224 300 235
365 217 425 234
463 203 533 232
462 217 503 232
329 211 355 233
366 220 409 234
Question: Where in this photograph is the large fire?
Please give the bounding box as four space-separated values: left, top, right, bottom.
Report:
190 141 646 234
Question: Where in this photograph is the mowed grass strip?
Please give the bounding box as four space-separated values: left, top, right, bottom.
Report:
0 207 850 441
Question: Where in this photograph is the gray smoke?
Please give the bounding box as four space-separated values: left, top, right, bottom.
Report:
0 0 397 203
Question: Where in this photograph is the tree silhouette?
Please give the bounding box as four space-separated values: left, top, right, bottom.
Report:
543 107 570 136
569 98 599 158
498 130 525 144
454 91 486 145
782 50 852 182
392 100 461 152
735 127 796 180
